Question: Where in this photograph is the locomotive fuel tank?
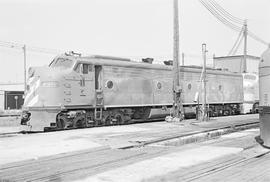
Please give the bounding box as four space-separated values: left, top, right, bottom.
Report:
259 47 270 147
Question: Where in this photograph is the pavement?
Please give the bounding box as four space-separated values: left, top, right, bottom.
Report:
0 114 259 166
1 114 266 182
1 125 266 182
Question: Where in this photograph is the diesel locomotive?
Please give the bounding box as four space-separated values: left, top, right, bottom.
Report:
21 52 255 131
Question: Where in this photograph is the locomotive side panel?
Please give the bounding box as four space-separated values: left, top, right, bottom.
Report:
210 73 243 104
206 74 223 103
180 68 243 105
181 70 200 104
102 65 243 108
102 65 176 107
152 71 173 105
242 73 259 113
103 66 155 106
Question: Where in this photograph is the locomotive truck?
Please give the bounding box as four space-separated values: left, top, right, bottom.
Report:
21 52 251 131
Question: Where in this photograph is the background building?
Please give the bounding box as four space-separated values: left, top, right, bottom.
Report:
213 55 260 73
0 84 24 112
214 54 260 113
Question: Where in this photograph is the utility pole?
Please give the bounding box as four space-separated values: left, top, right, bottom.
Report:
243 19 247 73
213 54 215 68
23 45 27 94
172 0 183 121
181 52 185 66
202 43 208 121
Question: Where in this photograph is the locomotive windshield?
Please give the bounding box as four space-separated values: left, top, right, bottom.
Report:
49 58 74 69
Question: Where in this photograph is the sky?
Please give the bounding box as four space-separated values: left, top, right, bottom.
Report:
0 0 269 83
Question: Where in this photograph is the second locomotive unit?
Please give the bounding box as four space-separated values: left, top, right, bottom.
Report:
21 52 245 131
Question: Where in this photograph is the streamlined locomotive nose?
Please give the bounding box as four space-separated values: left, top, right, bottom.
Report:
23 66 67 108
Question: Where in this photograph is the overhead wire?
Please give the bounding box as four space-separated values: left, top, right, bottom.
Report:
248 30 269 46
27 46 63 54
199 0 242 32
0 40 63 55
207 0 244 24
0 0 268 58
199 0 269 46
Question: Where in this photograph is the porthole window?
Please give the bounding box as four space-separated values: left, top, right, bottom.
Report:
188 83 192 90
106 80 114 89
157 82 162 89
219 85 222 91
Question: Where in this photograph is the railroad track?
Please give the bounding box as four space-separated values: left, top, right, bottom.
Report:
121 120 259 149
0 130 44 137
0 118 165 137
147 137 270 182
180 149 270 182
0 117 259 138
0 146 151 182
0 131 24 138
44 117 165 131
145 146 270 182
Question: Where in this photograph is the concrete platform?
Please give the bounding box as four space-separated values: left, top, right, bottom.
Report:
0 114 258 165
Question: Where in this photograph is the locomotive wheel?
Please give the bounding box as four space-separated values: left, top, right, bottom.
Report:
85 112 95 127
73 119 86 128
56 116 67 129
73 115 87 128
114 113 124 125
104 115 112 126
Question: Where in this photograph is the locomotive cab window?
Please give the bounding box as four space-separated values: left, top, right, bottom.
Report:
82 64 88 74
75 64 82 73
75 64 93 74
49 58 74 69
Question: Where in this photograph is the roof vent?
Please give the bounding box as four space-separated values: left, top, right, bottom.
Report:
164 60 173 65
142 58 154 64
65 51 81 57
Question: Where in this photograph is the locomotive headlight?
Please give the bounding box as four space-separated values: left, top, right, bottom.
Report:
41 81 59 87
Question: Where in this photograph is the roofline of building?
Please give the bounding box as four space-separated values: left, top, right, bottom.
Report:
214 55 260 60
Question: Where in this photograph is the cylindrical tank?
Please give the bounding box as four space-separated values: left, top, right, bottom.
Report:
259 47 270 147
